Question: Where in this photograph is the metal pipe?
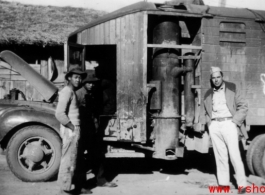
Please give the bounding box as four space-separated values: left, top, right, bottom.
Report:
184 53 195 127
131 144 155 151
0 50 58 102
170 66 192 77
151 16 181 160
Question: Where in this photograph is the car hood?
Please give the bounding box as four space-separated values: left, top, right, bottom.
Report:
0 50 58 102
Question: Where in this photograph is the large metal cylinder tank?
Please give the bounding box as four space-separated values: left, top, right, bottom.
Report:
152 17 181 160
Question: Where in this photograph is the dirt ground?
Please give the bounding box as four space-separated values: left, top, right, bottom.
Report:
0 151 262 195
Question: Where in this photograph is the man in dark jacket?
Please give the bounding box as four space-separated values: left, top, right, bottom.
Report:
76 71 117 189
202 67 248 194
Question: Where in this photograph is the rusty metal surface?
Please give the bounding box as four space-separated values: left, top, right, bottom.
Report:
149 81 162 110
0 51 58 102
151 18 181 160
184 53 195 127
153 118 179 160
152 18 181 118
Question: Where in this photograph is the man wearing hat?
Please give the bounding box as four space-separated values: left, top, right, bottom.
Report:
55 66 91 195
76 71 118 189
202 67 248 194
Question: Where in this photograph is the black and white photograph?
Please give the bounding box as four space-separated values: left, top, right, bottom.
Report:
0 0 265 194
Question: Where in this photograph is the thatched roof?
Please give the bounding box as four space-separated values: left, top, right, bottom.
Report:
0 0 106 46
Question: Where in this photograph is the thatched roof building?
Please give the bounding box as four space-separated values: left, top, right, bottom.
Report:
0 0 106 101
0 0 106 46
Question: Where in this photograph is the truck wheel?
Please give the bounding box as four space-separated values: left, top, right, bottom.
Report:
6 125 62 182
246 135 261 175
251 134 265 178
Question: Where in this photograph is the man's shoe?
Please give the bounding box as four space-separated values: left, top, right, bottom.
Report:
58 189 78 195
80 188 92 194
97 182 118 188
238 187 246 194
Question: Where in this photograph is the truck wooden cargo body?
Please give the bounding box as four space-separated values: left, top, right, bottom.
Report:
66 1 265 176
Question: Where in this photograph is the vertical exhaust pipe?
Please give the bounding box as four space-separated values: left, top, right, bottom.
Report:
184 53 195 127
152 17 181 160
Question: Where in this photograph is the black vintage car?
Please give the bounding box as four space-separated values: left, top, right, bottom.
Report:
0 51 62 182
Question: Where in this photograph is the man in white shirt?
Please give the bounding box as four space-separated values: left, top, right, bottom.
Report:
202 67 248 194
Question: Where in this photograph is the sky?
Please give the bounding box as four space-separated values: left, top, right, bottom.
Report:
3 0 265 12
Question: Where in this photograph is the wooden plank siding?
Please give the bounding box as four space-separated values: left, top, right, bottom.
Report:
81 30 87 45
75 13 147 141
87 29 92 45
109 20 116 44
77 33 82 45
90 27 96 45
140 11 148 143
95 25 100 44
99 23 104 45
104 21 110 44
117 15 126 118
201 17 265 125
115 18 121 43
85 30 90 45
124 14 134 117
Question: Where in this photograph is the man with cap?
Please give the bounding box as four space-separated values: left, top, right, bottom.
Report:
202 67 248 194
76 71 118 189
55 65 91 195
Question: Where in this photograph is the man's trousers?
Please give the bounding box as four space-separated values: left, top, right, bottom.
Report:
209 120 247 188
57 126 80 191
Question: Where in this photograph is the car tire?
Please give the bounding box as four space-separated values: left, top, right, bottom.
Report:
6 125 61 182
246 135 261 175
251 134 265 178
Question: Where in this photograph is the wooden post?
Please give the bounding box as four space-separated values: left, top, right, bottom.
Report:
40 60 48 79
64 42 68 73
48 57 53 81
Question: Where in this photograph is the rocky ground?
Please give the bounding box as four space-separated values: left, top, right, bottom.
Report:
0 150 263 195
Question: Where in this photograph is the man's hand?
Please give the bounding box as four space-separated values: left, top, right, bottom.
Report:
65 122 75 131
193 122 205 133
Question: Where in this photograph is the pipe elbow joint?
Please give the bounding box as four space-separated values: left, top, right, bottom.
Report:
170 66 192 77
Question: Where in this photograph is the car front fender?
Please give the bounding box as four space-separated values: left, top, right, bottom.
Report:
0 105 60 142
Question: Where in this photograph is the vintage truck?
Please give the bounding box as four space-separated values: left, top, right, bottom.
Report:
1 0 265 182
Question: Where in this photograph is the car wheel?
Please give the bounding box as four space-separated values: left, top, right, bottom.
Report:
251 134 265 178
6 125 61 182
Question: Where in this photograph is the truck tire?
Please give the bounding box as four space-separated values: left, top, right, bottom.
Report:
246 135 261 175
251 134 265 178
6 125 62 182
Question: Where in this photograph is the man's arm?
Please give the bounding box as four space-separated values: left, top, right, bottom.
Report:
232 87 248 126
55 88 75 131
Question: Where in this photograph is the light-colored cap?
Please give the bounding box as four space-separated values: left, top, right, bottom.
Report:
210 66 221 74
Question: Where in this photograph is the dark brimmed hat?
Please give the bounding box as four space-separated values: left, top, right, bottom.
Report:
65 65 87 80
82 70 99 84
